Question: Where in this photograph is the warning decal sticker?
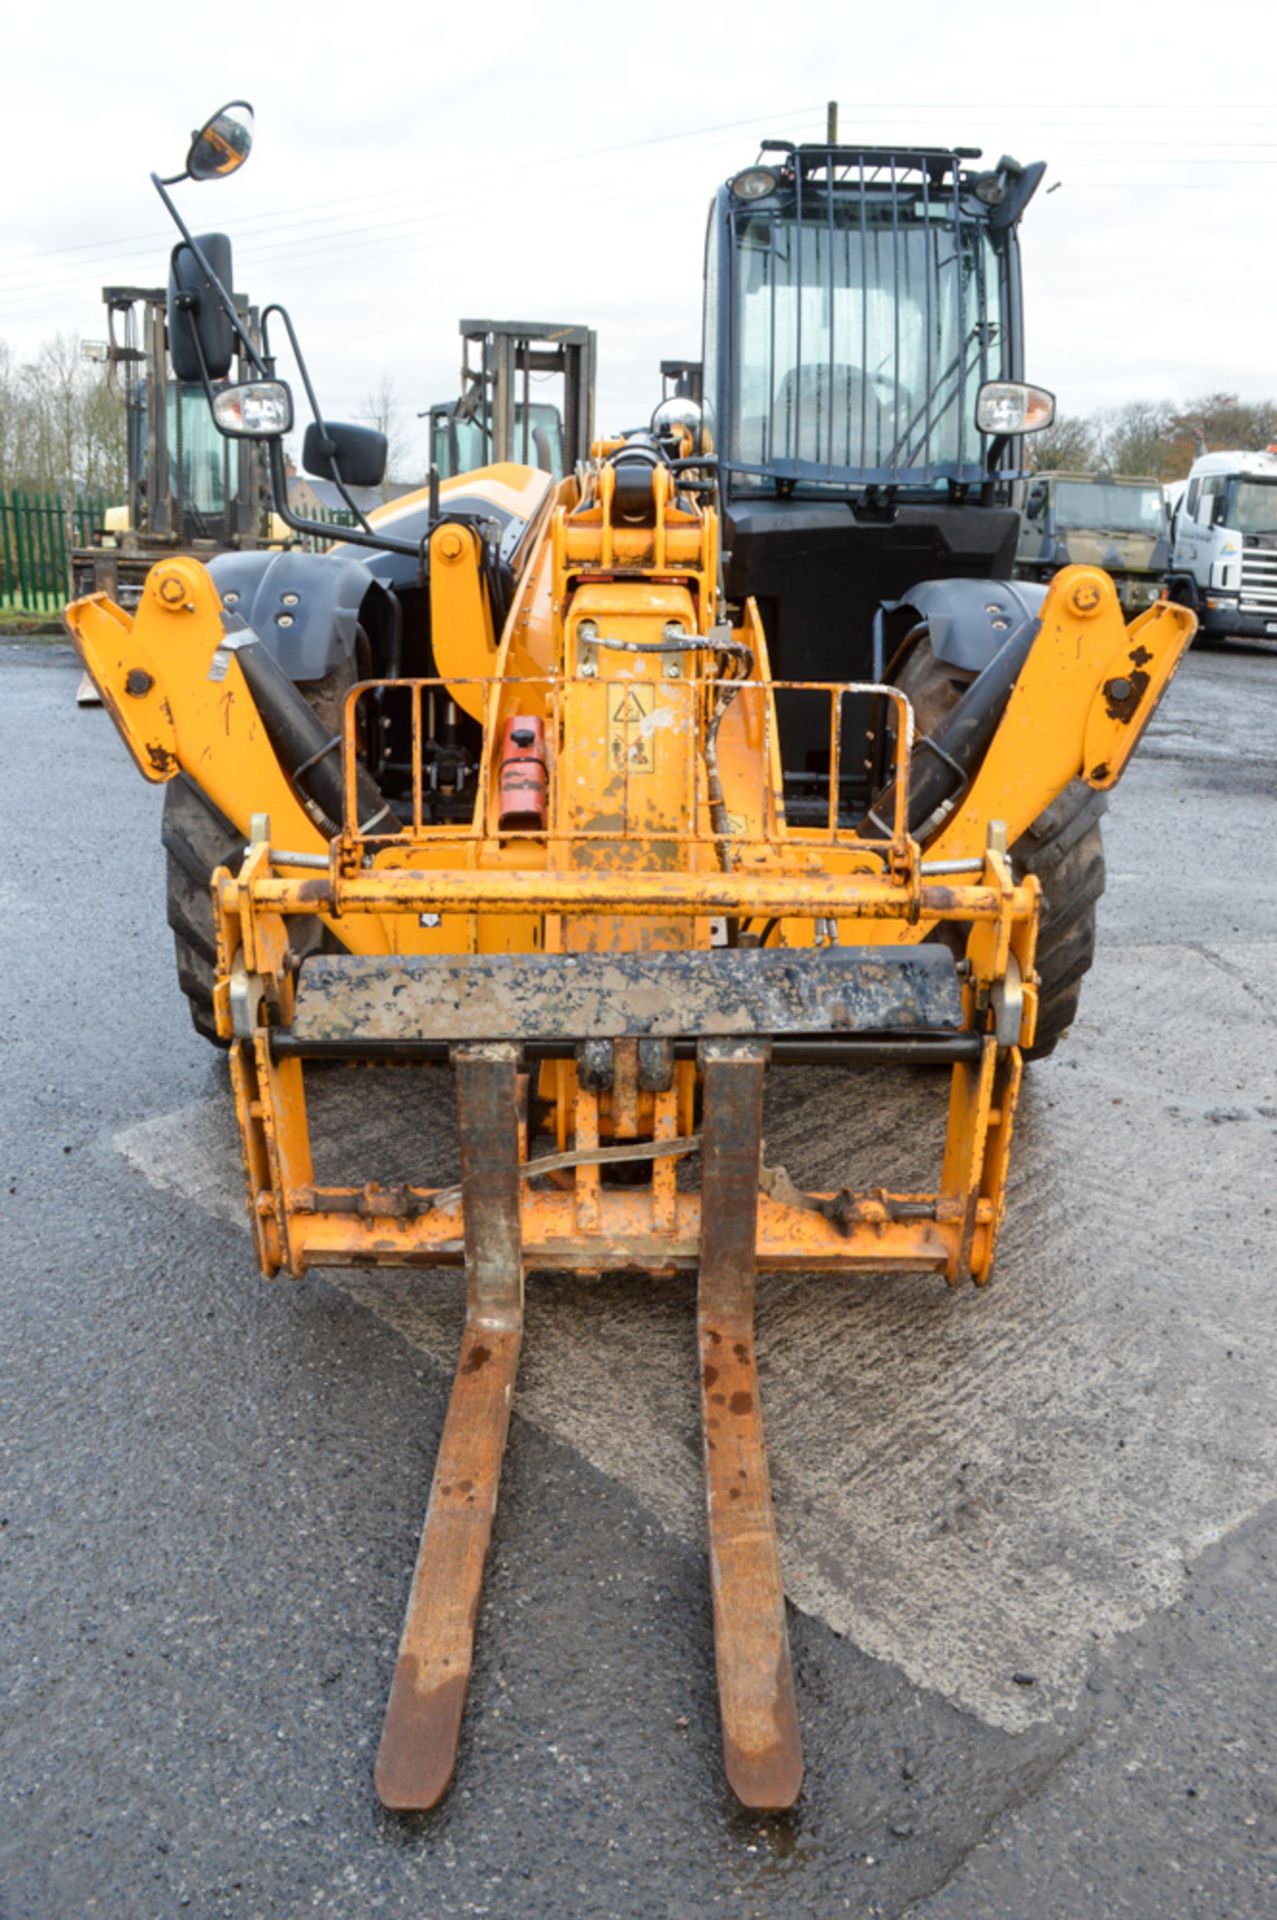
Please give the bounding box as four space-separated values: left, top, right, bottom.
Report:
607 681 655 775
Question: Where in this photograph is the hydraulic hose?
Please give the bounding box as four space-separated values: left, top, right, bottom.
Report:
236 639 397 840
860 615 1040 845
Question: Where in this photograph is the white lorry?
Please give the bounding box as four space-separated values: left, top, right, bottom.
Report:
1168 448 1277 643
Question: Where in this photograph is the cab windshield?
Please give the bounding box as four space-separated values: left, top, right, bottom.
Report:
171 385 234 515
1226 478 1277 536
727 199 1007 488
1055 481 1164 535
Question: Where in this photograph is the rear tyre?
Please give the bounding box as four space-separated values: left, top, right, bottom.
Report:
892 638 1108 1061
160 656 360 1044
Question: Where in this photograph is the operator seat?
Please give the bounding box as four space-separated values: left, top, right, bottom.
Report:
774 362 901 467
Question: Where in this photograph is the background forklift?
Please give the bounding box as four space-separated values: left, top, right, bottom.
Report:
73 285 273 700
424 318 596 481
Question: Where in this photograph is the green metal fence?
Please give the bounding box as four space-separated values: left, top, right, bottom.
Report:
0 490 362 613
296 504 358 549
0 490 118 613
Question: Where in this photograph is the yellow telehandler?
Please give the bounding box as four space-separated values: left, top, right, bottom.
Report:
67 104 1193 1814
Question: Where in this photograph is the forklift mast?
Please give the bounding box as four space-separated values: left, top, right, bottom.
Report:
660 357 703 405
100 284 269 547
431 319 597 480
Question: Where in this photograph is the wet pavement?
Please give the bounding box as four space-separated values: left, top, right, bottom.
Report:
2 639 1275 1918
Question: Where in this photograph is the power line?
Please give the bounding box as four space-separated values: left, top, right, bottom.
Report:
5 106 1274 291
4 145 1271 317
0 103 825 282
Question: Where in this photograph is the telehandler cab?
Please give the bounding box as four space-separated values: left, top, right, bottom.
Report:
67 103 1194 1813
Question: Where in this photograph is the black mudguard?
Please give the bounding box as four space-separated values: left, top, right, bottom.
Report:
207 549 397 682
879 577 1048 676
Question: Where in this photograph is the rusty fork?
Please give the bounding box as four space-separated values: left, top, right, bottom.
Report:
375 1043 523 1811
698 1041 803 1811
376 1035 802 1813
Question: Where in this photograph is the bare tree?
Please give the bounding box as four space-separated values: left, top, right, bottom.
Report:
1029 412 1100 471
1166 392 1277 470
0 340 19 485
1094 400 1177 479
359 374 410 483
0 331 126 494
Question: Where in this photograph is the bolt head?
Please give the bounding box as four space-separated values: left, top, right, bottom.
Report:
124 667 152 698
1069 575 1104 616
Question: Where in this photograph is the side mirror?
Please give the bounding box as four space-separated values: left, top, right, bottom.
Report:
303 420 388 490
1026 484 1047 518
167 233 236 381
1212 493 1229 527
185 102 254 182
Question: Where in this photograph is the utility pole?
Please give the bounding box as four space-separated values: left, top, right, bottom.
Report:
827 100 838 144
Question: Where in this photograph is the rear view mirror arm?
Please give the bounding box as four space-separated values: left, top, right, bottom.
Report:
263 440 423 558
261 305 376 535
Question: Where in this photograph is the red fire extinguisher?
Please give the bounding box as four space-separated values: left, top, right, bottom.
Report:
497 714 548 831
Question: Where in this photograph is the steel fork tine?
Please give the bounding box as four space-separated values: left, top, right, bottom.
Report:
375 1043 523 1810
698 1041 804 1812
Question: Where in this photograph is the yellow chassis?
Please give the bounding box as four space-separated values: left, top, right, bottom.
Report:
66 491 1192 1295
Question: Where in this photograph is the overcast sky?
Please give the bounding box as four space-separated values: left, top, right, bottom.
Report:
5 0 1275 476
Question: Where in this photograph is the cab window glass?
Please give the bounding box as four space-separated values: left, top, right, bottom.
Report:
1228 480 1277 536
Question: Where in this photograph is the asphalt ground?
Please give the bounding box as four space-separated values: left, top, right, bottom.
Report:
2 638 1275 1919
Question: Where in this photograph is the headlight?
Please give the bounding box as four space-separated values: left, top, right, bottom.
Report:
211 380 293 437
976 381 1056 436
729 166 780 202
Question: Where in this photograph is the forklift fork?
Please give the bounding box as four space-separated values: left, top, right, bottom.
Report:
374 1038 803 1812
375 1044 524 1811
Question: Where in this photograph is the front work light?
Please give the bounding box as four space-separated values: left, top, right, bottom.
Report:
729 166 780 201
212 380 294 438
976 381 1056 436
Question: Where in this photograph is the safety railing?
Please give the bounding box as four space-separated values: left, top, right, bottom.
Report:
337 674 917 865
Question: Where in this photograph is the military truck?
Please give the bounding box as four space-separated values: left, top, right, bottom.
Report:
1015 470 1169 614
